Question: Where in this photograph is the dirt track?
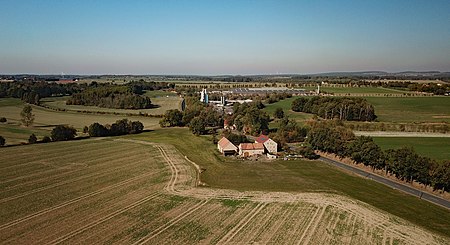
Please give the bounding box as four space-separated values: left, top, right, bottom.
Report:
1 138 448 244
118 139 449 245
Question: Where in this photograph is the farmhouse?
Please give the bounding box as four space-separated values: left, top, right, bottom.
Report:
217 137 238 155
239 143 265 157
255 134 278 154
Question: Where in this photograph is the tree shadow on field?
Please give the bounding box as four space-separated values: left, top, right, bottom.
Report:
35 124 68 128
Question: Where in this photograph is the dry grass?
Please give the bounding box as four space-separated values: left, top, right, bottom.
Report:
0 129 448 244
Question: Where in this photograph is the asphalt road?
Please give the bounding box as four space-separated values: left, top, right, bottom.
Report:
319 156 450 210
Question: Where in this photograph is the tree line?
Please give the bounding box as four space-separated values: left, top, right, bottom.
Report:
0 117 144 146
0 81 83 105
66 86 152 109
0 80 173 108
292 97 377 121
307 121 450 193
84 119 144 137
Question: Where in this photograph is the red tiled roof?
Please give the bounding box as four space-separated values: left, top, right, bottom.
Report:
240 143 264 150
57 80 76 84
255 134 269 143
218 137 237 150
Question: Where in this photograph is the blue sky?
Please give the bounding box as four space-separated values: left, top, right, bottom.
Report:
1 0 449 75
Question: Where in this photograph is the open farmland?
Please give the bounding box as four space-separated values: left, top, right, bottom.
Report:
307 86 411 95
0 98 160 144
264 96 450 124
373 137 450 161
41 94 182 116
129 128 450 239
1 134 449 244
263 97 313 123
365 97 450 123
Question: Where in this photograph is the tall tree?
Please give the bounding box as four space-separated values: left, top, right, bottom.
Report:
160 109 184 127
20 105 35 127
189 117 206 136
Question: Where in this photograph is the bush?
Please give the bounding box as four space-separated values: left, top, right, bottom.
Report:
0 117 6 123
274 108 284 119
51 125 77 141
88 122 109 137
130 121 144 134
0 136 5 146
296 146 320 159
41 136 51 143
28 134 38 144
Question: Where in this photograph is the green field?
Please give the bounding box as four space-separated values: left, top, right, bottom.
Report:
373 137 450 161
263 96 450 124
41 94 182 116
322 86 409 94
263 97 313 123
0 98 160 145
365 97 450 123
128 128 450 237
301 86 410 94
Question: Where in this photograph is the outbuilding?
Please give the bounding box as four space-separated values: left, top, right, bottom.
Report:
255 135 278 154
217 137 238 155
239 143 265 157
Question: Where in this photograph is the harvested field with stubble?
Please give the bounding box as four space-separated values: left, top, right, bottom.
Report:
1 137 448 244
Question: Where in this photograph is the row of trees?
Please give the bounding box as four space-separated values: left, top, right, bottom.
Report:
407 83 450 95
85 119 144 137
126 80 174 94
0 81 82 99
292 97 377 121
307 121 450 192
0 119 144 147
66 86 152 109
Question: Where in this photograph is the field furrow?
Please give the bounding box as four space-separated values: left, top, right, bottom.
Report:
0 141 134 183
0 148 162 200
0 138 448 245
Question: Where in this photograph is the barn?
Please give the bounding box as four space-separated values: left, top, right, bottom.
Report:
217 137 238 155
255 135 278 154
239 143 265 157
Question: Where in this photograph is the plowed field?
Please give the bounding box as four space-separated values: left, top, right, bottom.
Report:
0 138 448 244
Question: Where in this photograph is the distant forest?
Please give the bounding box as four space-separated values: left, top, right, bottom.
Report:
67 81 173 109
292 97 377 121
0 79 173 109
